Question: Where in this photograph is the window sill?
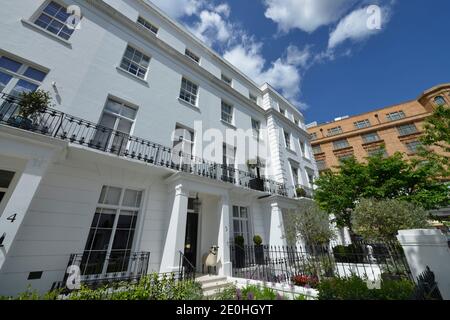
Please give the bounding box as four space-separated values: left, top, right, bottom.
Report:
221 120 236 130
21 19 72 48
286 148 297 155
116 67 149 86
177 98 201 112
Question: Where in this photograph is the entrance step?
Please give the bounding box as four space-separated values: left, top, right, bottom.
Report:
195 275 232 298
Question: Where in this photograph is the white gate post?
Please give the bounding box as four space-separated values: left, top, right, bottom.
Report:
397 229 450 300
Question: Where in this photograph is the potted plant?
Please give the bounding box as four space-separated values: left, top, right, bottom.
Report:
295 186 307 198
234 235 246 268
8 90 52 129
253 235 265 265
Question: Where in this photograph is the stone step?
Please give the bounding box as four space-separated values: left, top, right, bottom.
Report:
196 275 228 285
202 281 233 298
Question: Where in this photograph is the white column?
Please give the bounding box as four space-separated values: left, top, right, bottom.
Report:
269 202 287 247
397 229 450 300
0 158 50 271
217 194 231 276
160 184 189 273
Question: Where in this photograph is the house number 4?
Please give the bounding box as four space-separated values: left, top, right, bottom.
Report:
7 214 17 223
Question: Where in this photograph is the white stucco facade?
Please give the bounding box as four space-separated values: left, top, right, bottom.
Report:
0 0 317 295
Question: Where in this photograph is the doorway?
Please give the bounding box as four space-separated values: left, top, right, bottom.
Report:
183 198 199 271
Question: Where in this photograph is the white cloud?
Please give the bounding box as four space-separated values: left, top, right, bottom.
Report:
188 4 233 46
264 0 356 33
328 5 391 49
224 43 310 109
149 0 204 18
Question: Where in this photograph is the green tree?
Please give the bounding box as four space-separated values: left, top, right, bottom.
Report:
314 153 449 229
419 104 450 177
284 201 335 245
352 198 430 242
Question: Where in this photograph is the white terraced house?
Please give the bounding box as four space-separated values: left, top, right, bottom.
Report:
0 0 318 295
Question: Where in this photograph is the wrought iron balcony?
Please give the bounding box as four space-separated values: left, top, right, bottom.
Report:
0 93 288 197
51 251 150 290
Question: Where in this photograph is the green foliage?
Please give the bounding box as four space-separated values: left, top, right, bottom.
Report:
295 187 307 198
317 276 415 300
314 153 449 228
68 274 203 300
285 201 335 245
18 89 52 120
352 198 430 241
253 235 263 246
0 286 61 300
240 285 284 300
419 104 450 177
214 284 239 300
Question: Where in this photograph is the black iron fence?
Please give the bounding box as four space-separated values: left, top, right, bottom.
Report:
230 241 413 285
54 251 150 290
178 251 196 282
0 93 288 197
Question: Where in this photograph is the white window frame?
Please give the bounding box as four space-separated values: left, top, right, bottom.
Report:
284 131 291 150
31 0 80 41
221 100 233 125
81 186 144 276
137 16 158 35
119 45 151 80
251 119 260 140
0 169 16 216
0 55 47 96
185 49 200 64
179 77 199 106
312 145 322 154
232 206 252 245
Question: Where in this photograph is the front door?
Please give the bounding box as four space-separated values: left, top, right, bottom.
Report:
183 210 199 271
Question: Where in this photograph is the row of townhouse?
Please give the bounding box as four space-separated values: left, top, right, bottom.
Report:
0 0 318 295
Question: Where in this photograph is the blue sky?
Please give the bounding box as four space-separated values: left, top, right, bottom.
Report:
149 0 450 124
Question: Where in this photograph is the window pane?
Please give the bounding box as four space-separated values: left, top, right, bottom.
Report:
0 71 12 92
0 170 14 188
111 230 131 250
89 229 112 251
120 104 137 120
122 190 142 207
240 207 248 219
98 212 116 228
100 186 122 205
233 206 239 218
116 214 133 229
0 56 22 72
9 80 38 97
24 67 47 82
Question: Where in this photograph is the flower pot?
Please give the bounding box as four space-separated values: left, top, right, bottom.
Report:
8 115 33 130
249 178 264 191
254 245 265 265
234 245 246 268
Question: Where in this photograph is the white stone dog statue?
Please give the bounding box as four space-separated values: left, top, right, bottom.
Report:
202 245 219 275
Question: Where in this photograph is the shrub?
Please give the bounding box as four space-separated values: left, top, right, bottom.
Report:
235 235 245 247
317 276 415 300
253 235 263 246
18 90 52 120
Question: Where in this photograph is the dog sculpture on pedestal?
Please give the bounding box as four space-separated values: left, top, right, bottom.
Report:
202 245 219 275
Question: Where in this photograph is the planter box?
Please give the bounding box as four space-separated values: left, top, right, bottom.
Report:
248 178 264 191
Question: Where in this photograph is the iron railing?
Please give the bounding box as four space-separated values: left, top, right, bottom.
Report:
0 93 288 197
230 241 413 285
58 251 150 289
178 251 196 282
